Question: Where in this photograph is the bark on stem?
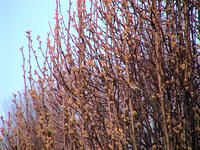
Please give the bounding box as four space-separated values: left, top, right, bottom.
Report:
155 32 170 150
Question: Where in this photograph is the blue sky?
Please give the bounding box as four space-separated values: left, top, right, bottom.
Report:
0 0 57 115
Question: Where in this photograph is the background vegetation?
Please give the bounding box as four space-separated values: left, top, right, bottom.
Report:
1 0 200 149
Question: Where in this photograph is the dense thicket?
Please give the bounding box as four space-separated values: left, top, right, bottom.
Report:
1 0 200 149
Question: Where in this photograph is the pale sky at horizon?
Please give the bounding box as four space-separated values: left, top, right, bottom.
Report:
0 0 57 116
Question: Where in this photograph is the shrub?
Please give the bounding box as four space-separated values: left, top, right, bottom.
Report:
1 0 200 149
